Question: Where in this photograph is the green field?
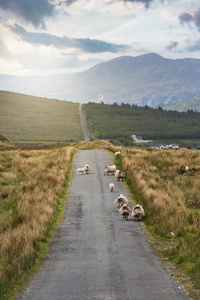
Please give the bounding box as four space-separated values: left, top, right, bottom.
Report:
2 91 200 148
0 91 83 142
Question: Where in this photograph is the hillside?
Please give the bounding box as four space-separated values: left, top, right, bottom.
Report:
162 96 200 112
2 91 200 145
0 91 83 142
0 134 14 148
83 102 200 141
1 53 200 107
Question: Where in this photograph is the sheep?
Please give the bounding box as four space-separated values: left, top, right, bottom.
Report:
104 165 116 175
119 204 131 220
115 151 121 156
115 170 125 182
114 194 128 209
109 183 115 192
84 164 90 174
177 164 189 174
77 164 90 175
132 204 145 221
77 167 85 174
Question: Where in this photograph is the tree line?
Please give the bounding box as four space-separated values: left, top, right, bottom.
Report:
83 102 200 141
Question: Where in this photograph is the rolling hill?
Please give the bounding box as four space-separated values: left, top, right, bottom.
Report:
0 91 83 142
1 91 200 147
1 53 200 107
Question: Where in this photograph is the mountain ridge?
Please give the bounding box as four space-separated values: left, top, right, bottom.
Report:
1 53 200 106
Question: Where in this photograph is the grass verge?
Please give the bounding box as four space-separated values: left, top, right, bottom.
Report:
0 146 76 300
111 145 200 299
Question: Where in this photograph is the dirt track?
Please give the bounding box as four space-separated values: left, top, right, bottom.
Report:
15 150 190 300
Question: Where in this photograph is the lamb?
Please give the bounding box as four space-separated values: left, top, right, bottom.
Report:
132 204 145 221
114 194 128 209
119 204 131 220
84 164 90 174
109 183 115 192
104 165 116 175
77 167 85 174
115 170 125 182
115 151 121 156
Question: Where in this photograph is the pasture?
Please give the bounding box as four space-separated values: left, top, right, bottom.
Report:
0 145 76 299
0 91 83 143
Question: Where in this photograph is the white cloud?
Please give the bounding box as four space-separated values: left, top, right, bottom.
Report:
0 0 200 75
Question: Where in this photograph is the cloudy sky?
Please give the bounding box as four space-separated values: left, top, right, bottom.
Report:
0 0 200 76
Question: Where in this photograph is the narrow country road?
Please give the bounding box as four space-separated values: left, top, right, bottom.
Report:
79 104 89 141
15 150 190 300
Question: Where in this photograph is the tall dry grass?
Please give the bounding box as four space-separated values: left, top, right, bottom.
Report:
116 146 200 290
121 148 200 236
0 146 75 283
1 140 200 296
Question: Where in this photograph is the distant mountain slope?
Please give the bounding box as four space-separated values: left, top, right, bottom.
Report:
161 97 200 112
1 53 200 106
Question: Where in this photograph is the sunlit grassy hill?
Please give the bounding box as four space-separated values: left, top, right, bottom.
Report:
2 91 200 149
0 91 83 143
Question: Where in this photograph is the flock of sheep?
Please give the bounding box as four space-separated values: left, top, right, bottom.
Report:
105 164 145 221
77 152 145 222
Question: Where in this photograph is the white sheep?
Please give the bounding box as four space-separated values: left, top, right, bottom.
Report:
104 165 116 175
132 204 145 221
77 167 85 174
115 170 125 182
119 204 131 220
115 151 121 156
109 183 115 192
114 194 128 209
84 164 90 174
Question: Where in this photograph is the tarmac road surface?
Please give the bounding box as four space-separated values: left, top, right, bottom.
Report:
15 150 191 300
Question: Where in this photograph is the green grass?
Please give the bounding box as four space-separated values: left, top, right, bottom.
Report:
0 91 83 142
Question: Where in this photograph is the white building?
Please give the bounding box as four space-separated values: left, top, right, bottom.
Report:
131 134 143 143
